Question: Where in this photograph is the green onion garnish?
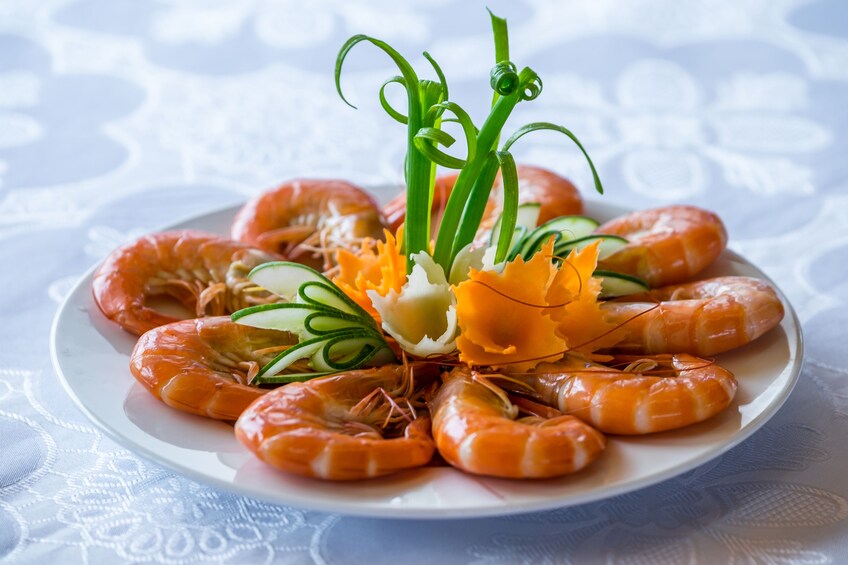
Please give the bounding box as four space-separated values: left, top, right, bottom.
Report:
335 10 603 276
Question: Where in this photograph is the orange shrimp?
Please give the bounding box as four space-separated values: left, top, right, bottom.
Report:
429 367 606 479
130 316 296 421
595 205 727 287
231 179 386 271
93 230 280 336
235 364 438 480
383 164 584 233
508 353 737 435
602 276 785 356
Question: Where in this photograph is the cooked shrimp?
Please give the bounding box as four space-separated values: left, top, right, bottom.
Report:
508 353 737 435
235 364 438 480
595 205 727 287
602 276 784 356
130 316 297 421
429 367 606 479
384 164 584 233
93 230 280 336
231 179 386 271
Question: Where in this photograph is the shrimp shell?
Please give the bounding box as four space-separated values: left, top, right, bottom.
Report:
231 179 386 270
595 205 727 287
603 276 785 356
130 316 295 421
93 230 278 336
429 368 606 479
235 365 437 480
512 353 738 435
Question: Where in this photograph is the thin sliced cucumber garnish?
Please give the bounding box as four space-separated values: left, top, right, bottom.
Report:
536 215 599 239
555 234 628 260
594 270 650 298
233 262 395 382
248 262 369 318
495 214 617 263
518 228 561 259
490 202 540 246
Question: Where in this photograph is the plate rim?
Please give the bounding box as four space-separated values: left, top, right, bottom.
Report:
49 200 805 519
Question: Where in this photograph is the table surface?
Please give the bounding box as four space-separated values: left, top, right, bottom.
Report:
3 0 848 563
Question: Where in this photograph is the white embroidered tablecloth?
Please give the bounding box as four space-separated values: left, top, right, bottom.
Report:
3 1 848 563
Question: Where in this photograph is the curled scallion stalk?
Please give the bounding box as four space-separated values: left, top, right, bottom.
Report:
490 61 520 95
336 35 446 272
335 10 603 278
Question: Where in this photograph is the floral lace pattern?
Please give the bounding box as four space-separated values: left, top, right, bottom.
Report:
2 0 848 562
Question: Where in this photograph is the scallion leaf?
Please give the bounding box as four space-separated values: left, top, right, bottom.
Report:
503 121 603 195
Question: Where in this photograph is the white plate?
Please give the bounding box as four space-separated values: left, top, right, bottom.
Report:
50 200 803 519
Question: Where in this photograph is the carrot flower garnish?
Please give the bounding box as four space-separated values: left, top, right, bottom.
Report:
455 239 616 371
333 229 406 322
455 239 564 372
547 241 620 353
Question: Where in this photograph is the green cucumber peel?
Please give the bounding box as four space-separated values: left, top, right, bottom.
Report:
253 371 336 385
554 234 628 260
256 328 395 379
594 270 650 299
232 302 376 338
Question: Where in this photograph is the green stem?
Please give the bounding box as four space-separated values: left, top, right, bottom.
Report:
493 150 519 263
453 152 499 253
335 35 445 273
432 88 522 269
405 80 443 268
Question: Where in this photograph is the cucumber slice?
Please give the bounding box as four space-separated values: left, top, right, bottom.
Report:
257 328 393 378
298 280 369 319
247 261 365 316
253 371 335 384
232 302 318 336
490 203 541 246
237 262 394 383
304 310 375 336
512 216 601 260
232 302 374 338
248 261 325 301
595 270 650 298
506 225 530 262
313 333 393 371
536 215 599 241
253 338 397 385
258 334 329 377
518 229 561 259
555 234 628 260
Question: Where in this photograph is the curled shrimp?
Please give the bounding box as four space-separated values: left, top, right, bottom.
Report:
429 367 606 479
507 353 737 435
231 179 386 271
130 316 297 421
603 276 785 356
235 364 438 480
93 230 279 336
383 164 584 233
595 205 728 287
